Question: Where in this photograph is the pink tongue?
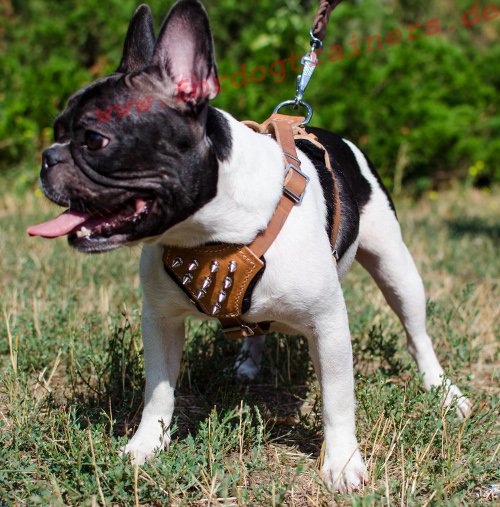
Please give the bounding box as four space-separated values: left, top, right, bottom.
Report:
27 210 92 238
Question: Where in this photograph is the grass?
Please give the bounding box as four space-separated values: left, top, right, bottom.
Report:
0 184 498 505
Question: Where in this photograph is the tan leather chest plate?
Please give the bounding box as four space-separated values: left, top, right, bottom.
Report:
163 244 264 319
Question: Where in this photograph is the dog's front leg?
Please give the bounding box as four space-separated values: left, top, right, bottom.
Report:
307 302 367 492
121 303 185 465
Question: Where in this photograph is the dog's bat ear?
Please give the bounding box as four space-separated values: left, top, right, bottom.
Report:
117 4 155 73
152 0 219 106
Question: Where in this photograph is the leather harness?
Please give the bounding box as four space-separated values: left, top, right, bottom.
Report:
162 113 341 339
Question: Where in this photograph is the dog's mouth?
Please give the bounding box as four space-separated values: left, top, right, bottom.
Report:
27 198 155 252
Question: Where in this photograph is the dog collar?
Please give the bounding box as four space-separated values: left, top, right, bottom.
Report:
163 113 340 339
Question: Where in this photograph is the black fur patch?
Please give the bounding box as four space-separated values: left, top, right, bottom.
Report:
206 107 232 162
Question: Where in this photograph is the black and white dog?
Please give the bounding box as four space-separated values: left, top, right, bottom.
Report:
28 0 471 492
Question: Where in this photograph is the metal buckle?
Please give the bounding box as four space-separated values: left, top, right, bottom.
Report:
283 162 310 204
283 151 301 164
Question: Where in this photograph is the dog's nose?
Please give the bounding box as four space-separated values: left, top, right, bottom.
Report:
42 148 61 169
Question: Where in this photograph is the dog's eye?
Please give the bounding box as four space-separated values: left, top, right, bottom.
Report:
84 131 109 151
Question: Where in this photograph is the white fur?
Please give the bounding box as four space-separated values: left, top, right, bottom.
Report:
123 110 470 491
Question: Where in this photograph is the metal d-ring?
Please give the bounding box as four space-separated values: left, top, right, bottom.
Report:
273 99 313 125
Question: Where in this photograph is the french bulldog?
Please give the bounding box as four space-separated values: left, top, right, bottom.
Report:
28 0 471 492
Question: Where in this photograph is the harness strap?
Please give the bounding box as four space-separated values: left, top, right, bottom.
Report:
247 114 309 257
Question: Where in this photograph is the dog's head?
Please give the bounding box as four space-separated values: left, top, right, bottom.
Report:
28 0 231 252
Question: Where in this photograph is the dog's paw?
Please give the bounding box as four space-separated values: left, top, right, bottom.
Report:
120 442 154 466
442 382 472 419
455 396 472 419
120 427 170 465
234 359 260 381
322 447 367 493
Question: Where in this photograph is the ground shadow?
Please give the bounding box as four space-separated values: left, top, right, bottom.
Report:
447 217 500 241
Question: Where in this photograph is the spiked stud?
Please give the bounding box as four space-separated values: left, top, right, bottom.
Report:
211 303 221 315
201 276 213 290
171 257 183 268
182 273 193 285
197 289 206 299
217 290 227 304
188 260 199 271
210 260 219 274
228 260 237 273
223 276 232 290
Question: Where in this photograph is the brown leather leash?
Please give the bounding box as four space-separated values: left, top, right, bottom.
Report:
312 0 344 44
163 113 341 339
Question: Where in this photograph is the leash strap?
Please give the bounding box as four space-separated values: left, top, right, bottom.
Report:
312 0 344 43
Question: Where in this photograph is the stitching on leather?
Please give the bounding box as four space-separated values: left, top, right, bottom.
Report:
225 249 257 317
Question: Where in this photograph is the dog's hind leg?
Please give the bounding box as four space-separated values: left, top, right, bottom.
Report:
234 335 266 381
356 235 472 417
345 142 471 417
